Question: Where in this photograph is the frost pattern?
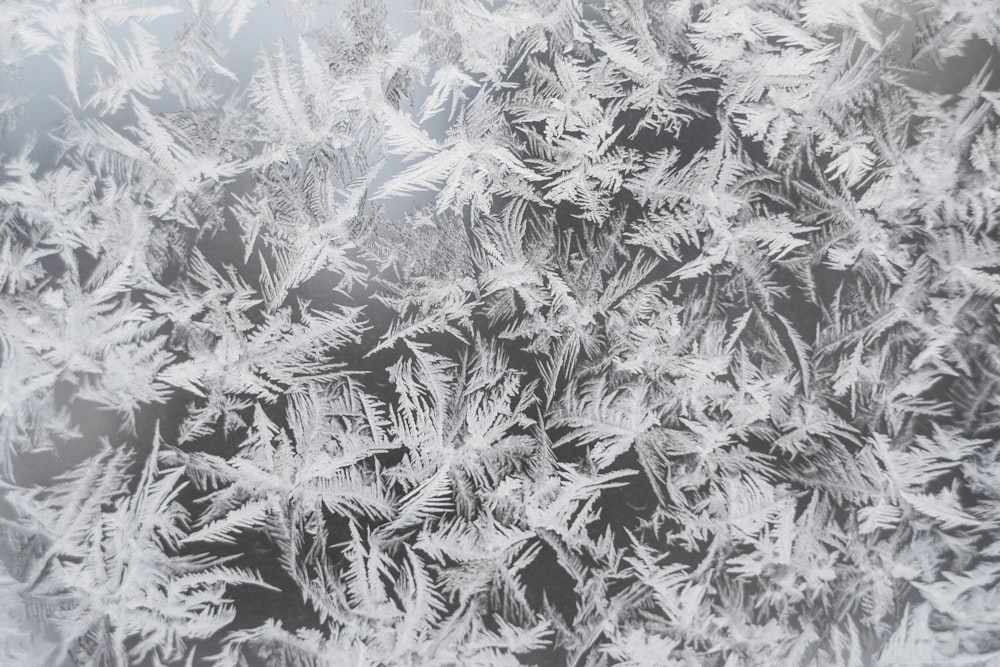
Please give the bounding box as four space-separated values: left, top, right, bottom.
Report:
2 0 1000 665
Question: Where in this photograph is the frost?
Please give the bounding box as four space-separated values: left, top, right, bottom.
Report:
1 0 1000 665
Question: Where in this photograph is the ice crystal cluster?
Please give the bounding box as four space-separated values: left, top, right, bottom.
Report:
2 0 1000 665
